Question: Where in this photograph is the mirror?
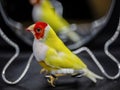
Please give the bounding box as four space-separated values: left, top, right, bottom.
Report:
0 0 114 50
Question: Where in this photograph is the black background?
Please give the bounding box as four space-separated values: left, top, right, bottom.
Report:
0 0 120 90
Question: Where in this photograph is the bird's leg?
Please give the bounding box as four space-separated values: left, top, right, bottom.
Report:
40 68 48 74
45 74 57 87
45 74 65 87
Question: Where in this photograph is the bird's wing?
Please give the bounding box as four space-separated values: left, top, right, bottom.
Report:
44 47 86 69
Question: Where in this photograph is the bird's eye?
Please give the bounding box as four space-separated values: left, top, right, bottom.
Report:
36 28 41 33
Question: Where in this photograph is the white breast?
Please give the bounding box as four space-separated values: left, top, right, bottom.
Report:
33 39 48 62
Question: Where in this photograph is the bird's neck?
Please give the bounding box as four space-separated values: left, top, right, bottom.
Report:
45 29 60 43
37 27 58 43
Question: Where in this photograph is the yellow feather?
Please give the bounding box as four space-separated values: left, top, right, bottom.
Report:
45 47 87 70
43 27 87 71
39 61 58 71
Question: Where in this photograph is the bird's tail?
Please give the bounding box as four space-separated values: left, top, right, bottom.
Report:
78 68 103 83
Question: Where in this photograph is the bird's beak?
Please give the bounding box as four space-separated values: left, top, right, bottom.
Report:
26 24 35 32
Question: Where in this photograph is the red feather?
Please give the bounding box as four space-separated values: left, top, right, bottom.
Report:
34 22 48 39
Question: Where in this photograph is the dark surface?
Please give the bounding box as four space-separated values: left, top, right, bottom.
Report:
0 0 120 90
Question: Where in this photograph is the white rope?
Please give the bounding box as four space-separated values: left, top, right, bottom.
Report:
0 28 33 84
104 20 120 79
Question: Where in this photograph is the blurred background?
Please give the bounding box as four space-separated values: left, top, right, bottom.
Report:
1 0 112 24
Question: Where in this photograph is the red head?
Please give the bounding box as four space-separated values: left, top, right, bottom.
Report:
26 22 48 39
29 0 41 5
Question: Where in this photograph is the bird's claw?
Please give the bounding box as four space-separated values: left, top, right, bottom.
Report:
45 75 57 87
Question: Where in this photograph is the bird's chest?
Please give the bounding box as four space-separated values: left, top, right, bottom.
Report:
33 40 48 62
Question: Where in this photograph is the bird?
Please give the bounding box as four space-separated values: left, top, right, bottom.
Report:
29 0 81 43
26 22 103 87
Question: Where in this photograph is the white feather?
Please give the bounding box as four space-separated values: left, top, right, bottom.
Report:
51 69 74 74
33 39 48 62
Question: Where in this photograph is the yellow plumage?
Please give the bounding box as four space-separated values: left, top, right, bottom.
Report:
43 27 86 70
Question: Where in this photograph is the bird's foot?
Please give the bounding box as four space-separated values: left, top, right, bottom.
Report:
45 75 57 87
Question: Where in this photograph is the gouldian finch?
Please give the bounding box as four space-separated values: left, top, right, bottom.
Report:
30 0 81 43
26 22 103 87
